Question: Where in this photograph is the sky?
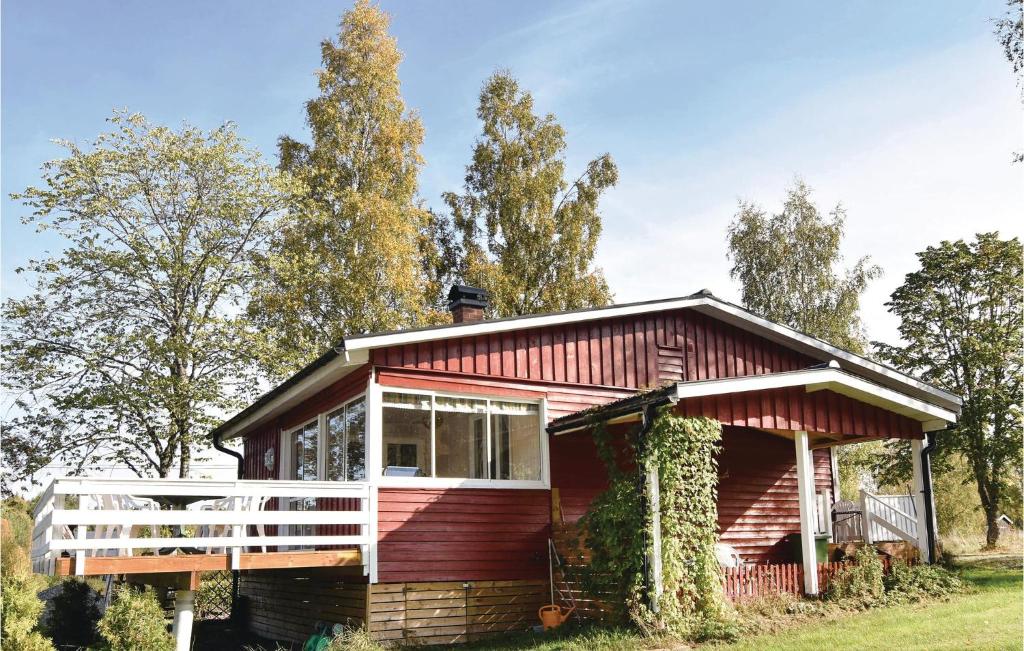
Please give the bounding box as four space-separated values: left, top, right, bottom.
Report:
3 0 1022 344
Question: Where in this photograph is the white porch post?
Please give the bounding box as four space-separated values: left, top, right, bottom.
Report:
646 462 663 607
794 431 819 595
172 589 194 651
910 438 931 563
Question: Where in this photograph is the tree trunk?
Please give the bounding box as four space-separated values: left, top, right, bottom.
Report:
984 500 1001 548
179 437 191 479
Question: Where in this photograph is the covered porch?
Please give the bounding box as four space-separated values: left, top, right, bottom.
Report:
547 362 959 598
30 477 370 650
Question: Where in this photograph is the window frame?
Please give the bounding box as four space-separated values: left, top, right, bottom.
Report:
278 392 368 483
376 386 549 490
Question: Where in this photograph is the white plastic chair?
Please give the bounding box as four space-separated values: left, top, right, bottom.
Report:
95 494 160 557
195 495 270 554
715 542 745 568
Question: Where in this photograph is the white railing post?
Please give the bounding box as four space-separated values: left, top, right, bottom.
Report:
230 495 242 570
360 495 369 577
46 494 62 574
859 489 873 544
75 493 87 576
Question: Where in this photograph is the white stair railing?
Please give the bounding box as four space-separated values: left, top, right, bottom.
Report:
31 477 371 577
859 489 918 545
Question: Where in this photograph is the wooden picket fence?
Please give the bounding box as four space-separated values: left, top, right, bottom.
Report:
721 557 893 601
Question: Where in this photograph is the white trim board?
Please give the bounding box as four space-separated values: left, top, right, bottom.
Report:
216 293 960 441
671 367 956 429
337 294 958 411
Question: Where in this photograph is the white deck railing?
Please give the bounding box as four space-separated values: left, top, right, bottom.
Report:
31 477 371 576
859 489 918 544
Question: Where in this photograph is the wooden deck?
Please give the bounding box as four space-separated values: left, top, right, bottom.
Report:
55 549 362 577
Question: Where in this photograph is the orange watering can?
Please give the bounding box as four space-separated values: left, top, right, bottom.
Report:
538 604 575 630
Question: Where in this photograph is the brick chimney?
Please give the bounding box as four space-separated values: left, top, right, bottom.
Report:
448 285 488 324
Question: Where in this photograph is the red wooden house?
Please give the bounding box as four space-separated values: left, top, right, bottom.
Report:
206 286 958 643
32 286 959 648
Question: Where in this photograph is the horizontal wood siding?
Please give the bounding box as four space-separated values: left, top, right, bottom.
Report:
718 427 833 563
371 308 814 391
376 489 550 583
239 569 367 643
368 579 548 645
549 426 834 565
676 387 922 440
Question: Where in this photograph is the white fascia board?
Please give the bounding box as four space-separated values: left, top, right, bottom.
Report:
340 297 705 351
339 295 959 414
689 300 962 412
218 349 369 440
671 369 958 427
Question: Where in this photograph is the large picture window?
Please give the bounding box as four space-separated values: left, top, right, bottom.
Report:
381 390 542 482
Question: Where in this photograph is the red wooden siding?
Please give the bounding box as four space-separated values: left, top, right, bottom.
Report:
376 489 550 583
371 309 815 390
718 427 832 563
676 387 922 440
376 367 634 422
549 425 833 565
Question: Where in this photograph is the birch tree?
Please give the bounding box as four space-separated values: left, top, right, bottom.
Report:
249 1 439 378
443 71 618 317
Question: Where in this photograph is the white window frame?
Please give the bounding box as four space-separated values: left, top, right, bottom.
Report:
278 393 368 483
375 386 550 490
324 394 369 482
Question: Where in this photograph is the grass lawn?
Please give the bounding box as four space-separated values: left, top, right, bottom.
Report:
717 556 1022 651
450 556 1022 651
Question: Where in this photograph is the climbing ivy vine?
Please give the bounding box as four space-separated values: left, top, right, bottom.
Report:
578 409 730 637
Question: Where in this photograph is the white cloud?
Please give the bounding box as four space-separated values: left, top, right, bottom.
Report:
591 35 1023 346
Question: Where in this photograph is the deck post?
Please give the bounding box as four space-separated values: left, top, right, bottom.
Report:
910 439 931 563
172 589 194 651
75 493 87 576
794 431 819 595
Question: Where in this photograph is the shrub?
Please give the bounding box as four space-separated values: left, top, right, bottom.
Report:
97 585 174 651
1 505 55 651
46 578 102 647
883 559 965 604
825 546 885 608
1 573 55 651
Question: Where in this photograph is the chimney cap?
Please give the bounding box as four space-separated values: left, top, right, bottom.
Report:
447 285 488 308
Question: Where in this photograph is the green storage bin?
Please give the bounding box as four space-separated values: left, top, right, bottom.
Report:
790 533 829 564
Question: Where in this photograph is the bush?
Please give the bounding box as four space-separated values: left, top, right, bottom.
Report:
46 578 102 647
1 573 55 651
1 505 55 651
97 585 173 651
825 546 885 608
883 559 965 604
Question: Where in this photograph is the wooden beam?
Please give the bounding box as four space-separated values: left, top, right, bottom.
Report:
56 550 361 577
128 571 201 591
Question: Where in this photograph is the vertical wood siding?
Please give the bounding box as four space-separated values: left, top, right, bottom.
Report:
376 489 550 583
549 425 834 565
676 388 922 440
371 309 815 390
